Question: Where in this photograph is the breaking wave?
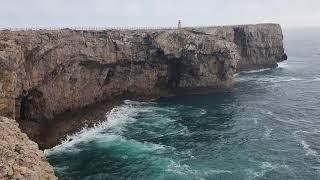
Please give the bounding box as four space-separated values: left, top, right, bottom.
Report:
235 61 288 77
237 68 272 75
278 61 289 68
45 100 152 155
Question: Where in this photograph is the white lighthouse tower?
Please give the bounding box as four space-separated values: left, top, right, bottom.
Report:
178 19 182 29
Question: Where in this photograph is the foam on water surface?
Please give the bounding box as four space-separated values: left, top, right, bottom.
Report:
46 52 320 179
45 100 152 155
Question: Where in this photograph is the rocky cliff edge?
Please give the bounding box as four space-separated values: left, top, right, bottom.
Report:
0 116 56 179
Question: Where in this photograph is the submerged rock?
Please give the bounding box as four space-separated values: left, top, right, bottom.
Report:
0 116 56 179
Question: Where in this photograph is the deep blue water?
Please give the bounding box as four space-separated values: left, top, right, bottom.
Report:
45 28 320 180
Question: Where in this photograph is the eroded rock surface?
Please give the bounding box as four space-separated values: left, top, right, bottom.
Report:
0 24 286 123
0 24 287 150
0 116 56 179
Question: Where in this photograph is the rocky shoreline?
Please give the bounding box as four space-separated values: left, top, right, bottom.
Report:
0 24 286 178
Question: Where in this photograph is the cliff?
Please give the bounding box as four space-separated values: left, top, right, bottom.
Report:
0 24 286 124
0 23 286 175
0 116 56 179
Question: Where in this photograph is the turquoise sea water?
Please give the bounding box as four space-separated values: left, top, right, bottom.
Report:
45 28 320 180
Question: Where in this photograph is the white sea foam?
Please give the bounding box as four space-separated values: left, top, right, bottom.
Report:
294 129 320 136
124 99 142 105
306 77 320 82
274 77 303 82
235 62 287 76
292 130 320 157
274 118 300 126
94 134 168 153
313 77 320 81
301 140 319 157
185 150 197 159
261 76 320 83
259 109 274 116
258 77 303 83
236 75 303 84
264 126 272 138
166 160 232 178
205 169 233 175
199 109 207 115
166 161 193 175
124 99 154 106
246 162 289 179
239 68 272 74
45 100 152 156
278 62 289 68
178 123 192 137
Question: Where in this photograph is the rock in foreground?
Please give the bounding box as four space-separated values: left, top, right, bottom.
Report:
0 116 56 179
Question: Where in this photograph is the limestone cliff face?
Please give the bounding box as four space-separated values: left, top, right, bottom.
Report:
0 23 286 123
0 116 56 179
233 25 287 71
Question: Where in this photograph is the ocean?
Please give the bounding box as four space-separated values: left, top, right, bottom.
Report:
45 28 320 180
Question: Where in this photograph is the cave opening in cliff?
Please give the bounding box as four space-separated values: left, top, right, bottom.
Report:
167 58 182 89
18 89 45 122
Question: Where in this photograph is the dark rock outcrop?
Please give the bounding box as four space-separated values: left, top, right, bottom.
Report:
0 24 286 148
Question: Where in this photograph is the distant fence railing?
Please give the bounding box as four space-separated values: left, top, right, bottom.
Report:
0 26 181 31
0 25 225 31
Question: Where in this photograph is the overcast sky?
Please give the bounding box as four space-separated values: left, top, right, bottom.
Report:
0 0 319 28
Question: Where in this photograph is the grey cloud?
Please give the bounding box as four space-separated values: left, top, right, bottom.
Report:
0 0 319 28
